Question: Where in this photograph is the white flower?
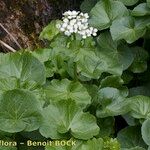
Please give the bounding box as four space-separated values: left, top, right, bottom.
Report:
63 10 71 16
64 31 71 36
82 35 87 39
84 13 89 19
93 28 98 32
81 18 88 23
62 23 68 28
93 32 97 36
77 21 82 26
74 29 78 33
74 24 78 29
67 25 73 30
70 19 76 25
63 18 69 23
60 27 65 32
72 10 79 16
56 10 98 39
69 28 74 33
56 24 61 29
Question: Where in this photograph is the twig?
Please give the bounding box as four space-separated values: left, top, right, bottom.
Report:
0 40 16 52
0 23 23 49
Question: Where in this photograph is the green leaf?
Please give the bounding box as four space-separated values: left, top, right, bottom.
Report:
50 34 69 48
103 138 120 150
39 100 99 140
122 147 146 150
110 16 147 43
45 138 104 150
89 0 128 30
0 52 46 86
129 47 149 73
44 79 91 108
0 89 42 133
0 77 18 93
39 20 61 41
97 32 134 75
100 75 129 97
118 0 139 6
96 87 129 118
80 0 98 13
43 46 72 78
118 126 147 149
129 85 150 97
121 72 133 84
76 48 104 79
141 119 150 145
147 0 150 8
100 75 124 89
84 84 99 106
96 32 123 75
67 38 104 79
132 3 150 16
32 48 51 63
118 44 135 70
47 34 129 79
129 96 150 119
41 36 104 79
97 117 115 137
122 114 140 126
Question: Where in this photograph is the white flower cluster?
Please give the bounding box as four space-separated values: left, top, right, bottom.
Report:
56 10 98 39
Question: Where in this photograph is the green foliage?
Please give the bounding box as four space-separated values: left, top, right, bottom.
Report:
89 0 128 30
44 79 91 108
132 3 150 16
39 20 61 41
117 126 147 149
129 47 149 73
0 89 42 133
110 16 147 44
80 0 98 13
39 99 99 139
0 0 150 149
141 119 150 145
96 87 129 118
128 96 150 119
45 138 120 150
147 0 150 7
118 0 139 6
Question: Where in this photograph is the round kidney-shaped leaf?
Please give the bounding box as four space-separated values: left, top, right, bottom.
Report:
44 79 91 108
0 52 46 86
132 3 150 16
39 20 61 41
0 90 42 133
39 100 99 140
117 126 146 149
110 16 146 44
129 96 150 119
96 87 129 118
147 0 150 8
141 119 150 145
89 0 128 30
118 0 139 6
